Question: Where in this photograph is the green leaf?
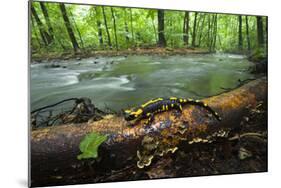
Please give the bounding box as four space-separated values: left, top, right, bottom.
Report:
77 132 108 160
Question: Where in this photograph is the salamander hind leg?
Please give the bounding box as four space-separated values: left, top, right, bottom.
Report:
171 102 183 118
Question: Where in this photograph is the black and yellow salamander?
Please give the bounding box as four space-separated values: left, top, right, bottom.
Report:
124 97 221 125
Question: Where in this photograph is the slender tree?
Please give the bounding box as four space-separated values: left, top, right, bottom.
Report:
191 12 198 47
183 11 189 46
59 3 80 52
212 14 218 51
207 14 211 49
123 9 130 46
69 10 84 48
31 15 42 47
157 10 166 47
129 9 135 46
68 10 84 48
95 7 104 47
111 8 118 50
102 7 112 48
245 16 251 52
238 15 243 50
39 2 54 42
198 14 206 47
31 4 51 46
256 16 264 48
147 10 158 44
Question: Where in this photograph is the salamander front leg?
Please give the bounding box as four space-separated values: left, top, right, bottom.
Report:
172 102 183 118
144 113 155 127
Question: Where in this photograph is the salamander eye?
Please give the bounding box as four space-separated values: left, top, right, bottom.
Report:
124 113 137 121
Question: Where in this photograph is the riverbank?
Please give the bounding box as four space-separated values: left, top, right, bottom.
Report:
31 47 211 63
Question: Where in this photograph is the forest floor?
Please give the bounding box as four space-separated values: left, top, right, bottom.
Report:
31 47 210 62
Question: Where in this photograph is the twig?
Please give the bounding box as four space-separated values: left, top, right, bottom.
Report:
228 132 267 142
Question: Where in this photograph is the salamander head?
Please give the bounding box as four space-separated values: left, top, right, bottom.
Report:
123 108 143 121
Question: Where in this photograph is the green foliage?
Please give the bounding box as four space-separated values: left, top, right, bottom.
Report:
77 132 108 160
30 1 267 55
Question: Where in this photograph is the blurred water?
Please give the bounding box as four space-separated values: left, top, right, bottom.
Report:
30 54 254 111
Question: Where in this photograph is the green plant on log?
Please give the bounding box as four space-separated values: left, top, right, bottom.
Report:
77 132 108 160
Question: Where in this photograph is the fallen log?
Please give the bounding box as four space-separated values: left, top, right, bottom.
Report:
30 77 267 187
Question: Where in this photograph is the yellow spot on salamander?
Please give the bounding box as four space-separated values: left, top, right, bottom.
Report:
195 100 200 103
183 99 187 102
188 98 193 101
166 105 169 110
125 110 131 113
170 97 177 100
141 98 163 108
162 105 165 111
171 104 174 107
179 99 183 103
204 103 208 107
131 108 143 116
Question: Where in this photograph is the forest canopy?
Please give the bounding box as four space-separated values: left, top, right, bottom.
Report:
30 1 267 57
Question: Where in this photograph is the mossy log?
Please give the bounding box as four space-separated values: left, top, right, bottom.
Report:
30 77 267 187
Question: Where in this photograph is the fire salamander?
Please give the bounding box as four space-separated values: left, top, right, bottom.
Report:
124 97 221 125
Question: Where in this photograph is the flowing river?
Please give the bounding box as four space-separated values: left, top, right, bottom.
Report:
30 53 254 112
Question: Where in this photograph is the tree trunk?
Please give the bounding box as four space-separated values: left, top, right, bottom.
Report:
191 12 198 47
150 13 158 44
157 10 166 47
123 10 130 46
102 7 112 48
31 15 42 48
245 16 251 53
31 77 267 187
183 11 189 46
209 14 217 52
207 15 211 51
95 7 104 47
31 4 51 46
69 10 84 49
198 14 206 47
39 2 54 42
238 15 243 51
129 9 134 46
256 16 264 48
59 3 80 52
110 8 118 50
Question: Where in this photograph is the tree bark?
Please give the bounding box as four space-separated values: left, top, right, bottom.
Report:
123 10 130 46
238 15 243 51
256 16 264 48
95 7 104 47
31 4 51 46
69 10 84 49
245 16 251 53
129 9 135 46
111 8 118 50
59 3 80 52
183 11 189 46
191 12 198 47
31 77 267 187
157 10 166 47
31 15 42 48
198 14 206 47
212 14 218 51
39 2 54 42
102 7 112 48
